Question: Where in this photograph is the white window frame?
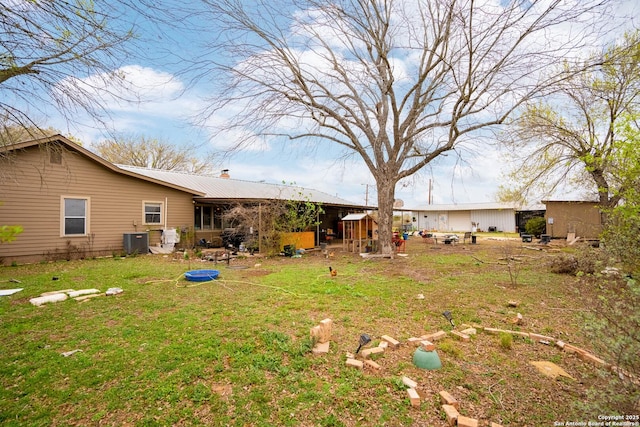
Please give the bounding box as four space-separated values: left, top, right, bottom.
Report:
61 196 90 237
143 201 163 225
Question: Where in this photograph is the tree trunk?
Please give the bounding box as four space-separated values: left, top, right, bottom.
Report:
376 178 396 256
590 169 614 225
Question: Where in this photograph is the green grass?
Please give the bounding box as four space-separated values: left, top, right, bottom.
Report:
0 241 608 425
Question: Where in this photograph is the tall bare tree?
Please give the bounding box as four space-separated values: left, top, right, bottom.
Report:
500 30 640 209
193 0 623 255
93 135 219 174
0 1 149 136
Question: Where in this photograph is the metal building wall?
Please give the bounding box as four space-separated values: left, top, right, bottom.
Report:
471 210 516 232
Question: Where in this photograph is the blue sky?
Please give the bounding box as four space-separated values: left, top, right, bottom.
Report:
41 0 638 209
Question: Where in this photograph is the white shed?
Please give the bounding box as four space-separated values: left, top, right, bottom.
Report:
410 203 518 233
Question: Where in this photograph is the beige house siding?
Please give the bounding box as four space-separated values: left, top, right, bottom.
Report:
544 201 603 239
0 140 194 264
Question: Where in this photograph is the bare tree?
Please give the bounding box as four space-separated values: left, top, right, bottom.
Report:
192 0 623 255
93 135 219 174
499 31 640 209
0 124 59 145
0 0 185 139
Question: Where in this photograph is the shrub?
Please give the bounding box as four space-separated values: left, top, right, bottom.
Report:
499 332 513 350
601 204 640 277
439 340 462 358
548 247 608 276
524 217 546 236
577 274 640 415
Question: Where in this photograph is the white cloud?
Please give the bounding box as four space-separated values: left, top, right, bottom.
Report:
43 0 640 208
50 65 205 143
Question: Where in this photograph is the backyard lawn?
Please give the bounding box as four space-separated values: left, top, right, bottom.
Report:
0 235 615 426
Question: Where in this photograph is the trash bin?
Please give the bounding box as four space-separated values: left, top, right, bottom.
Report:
402 233 409 240
471 235 477 244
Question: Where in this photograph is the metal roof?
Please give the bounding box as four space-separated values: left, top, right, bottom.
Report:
342 213 374 221
410 202 546 212
117 165 362 207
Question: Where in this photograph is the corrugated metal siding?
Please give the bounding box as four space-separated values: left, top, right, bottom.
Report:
447 211 471 231
471 210 516 232
0 146 193 264
411 207 516 232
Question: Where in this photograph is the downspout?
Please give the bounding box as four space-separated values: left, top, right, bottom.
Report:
164 197 168 229
259 203 262 254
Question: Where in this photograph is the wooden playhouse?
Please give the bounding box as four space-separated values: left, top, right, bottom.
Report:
342 213 378 253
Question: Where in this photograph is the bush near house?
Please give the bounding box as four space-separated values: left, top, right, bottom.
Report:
524 216 546 236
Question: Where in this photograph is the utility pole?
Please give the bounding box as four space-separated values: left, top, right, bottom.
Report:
361 183 370 205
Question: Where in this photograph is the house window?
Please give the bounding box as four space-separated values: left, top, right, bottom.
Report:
195 205 223 230
195 205 214 230
144 202 162 225
63 197 88 236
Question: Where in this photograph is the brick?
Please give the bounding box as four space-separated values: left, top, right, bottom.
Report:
420 340 436 351
460 327 477 336
501 329 529 338
402 376 418 389
364 359 381 370
407 337 423 345
484 327 501 335
529 333 555 343
407 388 420 407
450 330 470 341
41 289 74 296
556 340 566 349
318 318 332 343
312 341 330 355
310 325 322 341
442 404 459 426
508 300 520 307
361 347 384 359
346 358 363 369
458 415 479 427
74 293 103 302
422 330 447 341
578 351 607 367
439 390 459 409
381 335 400 348
563 344 588 356
378 341 388 349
